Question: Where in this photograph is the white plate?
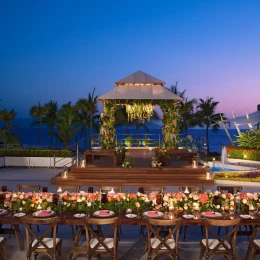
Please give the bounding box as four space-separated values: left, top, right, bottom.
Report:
74 213 86 218
142 211 164 218
183 214 194 219
0 209 6 215
14 213 26 218
240 214 252 219
125 214 137 218
35 210 55 217
93 210 115 217
201 212 222 218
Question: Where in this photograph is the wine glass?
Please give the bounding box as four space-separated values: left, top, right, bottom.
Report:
229 207 235 219
58 198 63 216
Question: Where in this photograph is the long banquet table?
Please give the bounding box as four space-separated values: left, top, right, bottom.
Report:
1 210 260 251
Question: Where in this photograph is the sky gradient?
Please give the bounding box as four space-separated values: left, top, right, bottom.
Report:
1 0 260 119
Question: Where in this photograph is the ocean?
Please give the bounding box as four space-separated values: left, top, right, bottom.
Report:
12 127 247 154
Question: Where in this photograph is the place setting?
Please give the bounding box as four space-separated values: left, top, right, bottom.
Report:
142 211 164 218
33 210 55 218
93 210 115 217
0 209 7 216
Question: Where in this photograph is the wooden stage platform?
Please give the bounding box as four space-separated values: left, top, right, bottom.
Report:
51 149 214 187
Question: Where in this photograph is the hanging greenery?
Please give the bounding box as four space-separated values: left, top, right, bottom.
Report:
158 100 182 149
99 100 117 149
125 100 154 122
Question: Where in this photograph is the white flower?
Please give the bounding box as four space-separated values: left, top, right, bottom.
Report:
87 202 92 207
37 205 42 210
216 205 220 209
242 199 247 204
77 199 82 203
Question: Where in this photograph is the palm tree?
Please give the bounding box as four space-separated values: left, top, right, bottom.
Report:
29 102 47 147
54 102 78 147
166 82 186 98
196 97 226 155
0 108 17 132
86 89 99 149
44 100 58 148
179 98 198 148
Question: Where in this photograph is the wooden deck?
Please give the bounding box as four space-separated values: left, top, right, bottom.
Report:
51 149 214 187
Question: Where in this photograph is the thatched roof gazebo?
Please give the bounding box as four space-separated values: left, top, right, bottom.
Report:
98 71 183 149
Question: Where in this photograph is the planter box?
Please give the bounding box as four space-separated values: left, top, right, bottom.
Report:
30 157 52 167
5 157 30 167
3 156 73 168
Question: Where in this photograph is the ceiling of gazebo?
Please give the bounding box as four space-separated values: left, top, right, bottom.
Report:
98 71 183 103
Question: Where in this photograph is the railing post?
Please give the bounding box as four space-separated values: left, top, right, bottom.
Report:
53 154 56 178
76 142 79 167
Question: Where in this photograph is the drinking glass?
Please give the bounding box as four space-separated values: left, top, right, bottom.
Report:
229 207 235 219
101 193 108 203
1 186 7 192
88 187 94 193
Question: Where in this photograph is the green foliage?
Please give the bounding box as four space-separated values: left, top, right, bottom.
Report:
213 171 260 182
226 145 260 161
116 140 123 147
142 137 150 147
152 141 159 147
235 129 260 149
0 149 72 157
135 139 141 147
125 136 133 147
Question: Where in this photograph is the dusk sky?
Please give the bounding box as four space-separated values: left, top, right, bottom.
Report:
1 0 260 119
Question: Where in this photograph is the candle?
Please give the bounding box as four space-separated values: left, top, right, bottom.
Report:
108 188 115 195
57 187 62 193
206 172 211 180
63 171 68 179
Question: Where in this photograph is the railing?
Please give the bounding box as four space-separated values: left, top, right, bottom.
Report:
53 138 85 178
91 134 161 149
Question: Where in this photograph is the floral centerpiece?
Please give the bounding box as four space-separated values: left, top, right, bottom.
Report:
151 157 162 170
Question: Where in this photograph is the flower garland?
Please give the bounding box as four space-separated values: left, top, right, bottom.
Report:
1 190 259 213
99 100 117 149
158 100 182 149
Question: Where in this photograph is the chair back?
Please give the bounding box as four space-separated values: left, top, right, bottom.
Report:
99 186 122 192
142 186 165 193
217 186 242 194
56 185 80 192
83 216 119 259
21 216 60 256
203 218 240 258
17 184 41 192
145 217 182 260
179 186 204 193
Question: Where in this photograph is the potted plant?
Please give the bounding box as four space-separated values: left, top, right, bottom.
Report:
125 136 133 147
142 137 150 147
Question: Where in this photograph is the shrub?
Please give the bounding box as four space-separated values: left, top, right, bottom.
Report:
142 137 150 147
213 170 260 182
124 136 133 147
0 149 73 157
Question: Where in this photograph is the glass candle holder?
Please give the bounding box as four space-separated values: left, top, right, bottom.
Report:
42 187 48 192
88 187 94 193
1 186 7 192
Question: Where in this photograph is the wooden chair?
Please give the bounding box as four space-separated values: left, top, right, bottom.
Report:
69 216 119 260
199 218 241 260
56 185 80 193
0 237 6 260
17 184 41 192
99 186 122 192
179 186 204 193
246 224 260 260
217 186 243 194
145 217 182 260
21 216 62 260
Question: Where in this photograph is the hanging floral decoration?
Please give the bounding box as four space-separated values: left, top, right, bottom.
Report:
99 100 117 149
159 100 182 149
125 100 153 122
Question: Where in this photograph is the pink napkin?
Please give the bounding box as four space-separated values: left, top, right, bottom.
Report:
38 210 51 216
204 212 218 217
148 211 159 217
99 210 110 216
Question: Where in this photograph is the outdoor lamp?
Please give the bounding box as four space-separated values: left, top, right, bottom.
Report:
81 159 86 167
63 170 68 179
